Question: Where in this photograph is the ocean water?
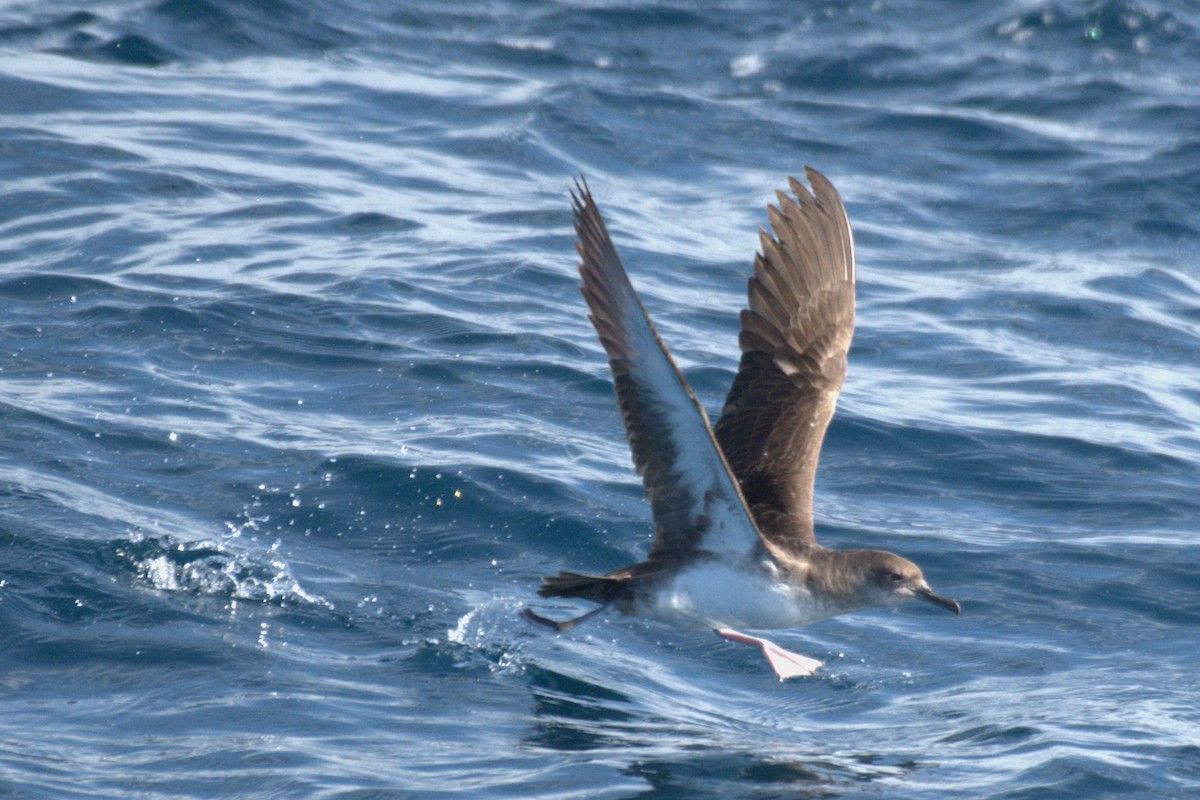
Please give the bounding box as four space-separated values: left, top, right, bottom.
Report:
1 0 1198 797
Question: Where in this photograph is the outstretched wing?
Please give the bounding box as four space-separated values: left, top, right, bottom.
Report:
572 180 765 566
713 168 856 549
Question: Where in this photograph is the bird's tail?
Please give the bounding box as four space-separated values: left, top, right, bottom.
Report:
536 571 623 604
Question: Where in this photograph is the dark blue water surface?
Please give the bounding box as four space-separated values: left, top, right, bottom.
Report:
2 1 1198 797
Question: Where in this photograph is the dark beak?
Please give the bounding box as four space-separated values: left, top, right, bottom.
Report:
916 585 961 615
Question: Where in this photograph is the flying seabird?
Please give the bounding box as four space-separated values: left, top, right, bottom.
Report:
523 168 960 679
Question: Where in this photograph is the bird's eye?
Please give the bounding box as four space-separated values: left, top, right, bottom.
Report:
889 572 904 583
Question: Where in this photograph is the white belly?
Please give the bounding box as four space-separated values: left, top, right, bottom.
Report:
638 560 829 630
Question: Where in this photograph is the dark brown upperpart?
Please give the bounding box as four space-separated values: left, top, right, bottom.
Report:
713 168 856 550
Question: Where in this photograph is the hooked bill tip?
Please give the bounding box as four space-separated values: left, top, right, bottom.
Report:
916 586 961 615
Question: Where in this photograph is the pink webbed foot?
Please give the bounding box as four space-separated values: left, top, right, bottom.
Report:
714 628 824 680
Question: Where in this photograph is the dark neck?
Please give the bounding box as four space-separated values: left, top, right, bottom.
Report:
800 547 880 610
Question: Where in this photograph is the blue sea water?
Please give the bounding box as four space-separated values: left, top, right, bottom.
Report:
1 0 1198 797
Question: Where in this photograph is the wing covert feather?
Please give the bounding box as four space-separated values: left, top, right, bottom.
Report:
713 168 856 549
571 181 765 564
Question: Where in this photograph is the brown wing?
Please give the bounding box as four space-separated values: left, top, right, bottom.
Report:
712 167 856 549
572 180 767 566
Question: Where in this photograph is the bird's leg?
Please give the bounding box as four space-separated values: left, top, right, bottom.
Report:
522 604 610 632
714 628 823 680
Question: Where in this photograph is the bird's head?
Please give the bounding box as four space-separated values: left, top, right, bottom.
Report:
865 551 960 614
823 550 960 615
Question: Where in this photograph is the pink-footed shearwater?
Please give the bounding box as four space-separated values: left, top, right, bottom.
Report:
523 168 959 679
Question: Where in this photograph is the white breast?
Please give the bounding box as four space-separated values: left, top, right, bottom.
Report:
638 560 831 630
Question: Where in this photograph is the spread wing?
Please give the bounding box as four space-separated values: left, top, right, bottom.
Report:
713 168 856 550
572 180 766 566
